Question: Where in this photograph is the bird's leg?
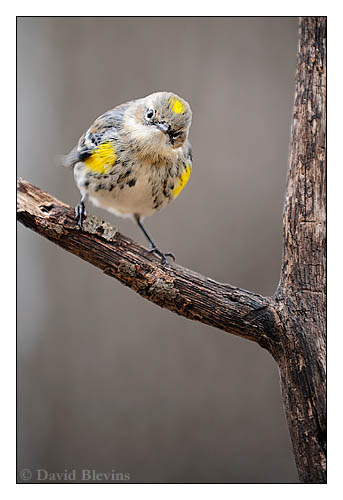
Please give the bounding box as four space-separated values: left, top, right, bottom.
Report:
74 193 88 228
134 214 175 265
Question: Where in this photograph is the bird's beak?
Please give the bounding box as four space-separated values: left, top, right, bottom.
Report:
155 122 170 134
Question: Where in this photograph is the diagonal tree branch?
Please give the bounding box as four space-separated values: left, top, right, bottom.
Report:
17 178 278 351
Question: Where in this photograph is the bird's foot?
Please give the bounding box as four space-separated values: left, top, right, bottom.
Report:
74 201 87 228
148 246 176 266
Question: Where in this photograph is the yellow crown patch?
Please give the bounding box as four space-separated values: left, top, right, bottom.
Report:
169 97 185 115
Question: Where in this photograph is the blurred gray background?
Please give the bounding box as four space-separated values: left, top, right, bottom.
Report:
17 17 299 483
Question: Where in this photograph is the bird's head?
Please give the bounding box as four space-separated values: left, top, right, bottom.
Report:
125 92 192 158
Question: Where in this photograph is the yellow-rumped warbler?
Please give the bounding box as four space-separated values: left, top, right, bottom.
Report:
62 91 192 264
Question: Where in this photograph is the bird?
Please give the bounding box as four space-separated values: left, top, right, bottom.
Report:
61 91 193 265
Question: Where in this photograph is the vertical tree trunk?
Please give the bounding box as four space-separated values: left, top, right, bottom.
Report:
273 16 326 483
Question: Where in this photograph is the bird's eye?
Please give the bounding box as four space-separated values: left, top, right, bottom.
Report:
146 109 154 119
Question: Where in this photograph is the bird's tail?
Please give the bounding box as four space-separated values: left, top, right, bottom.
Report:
55 147 79 169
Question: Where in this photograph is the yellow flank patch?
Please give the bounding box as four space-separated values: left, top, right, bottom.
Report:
173 164 191 199
169 96 185 114
84 142 117 174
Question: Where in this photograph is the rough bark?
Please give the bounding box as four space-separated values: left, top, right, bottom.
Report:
17 17 326 483
274 17 326 483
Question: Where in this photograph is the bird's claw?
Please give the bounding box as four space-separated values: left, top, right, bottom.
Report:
148 246 176 266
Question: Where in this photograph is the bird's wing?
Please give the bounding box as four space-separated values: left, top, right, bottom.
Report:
61 102 129 168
